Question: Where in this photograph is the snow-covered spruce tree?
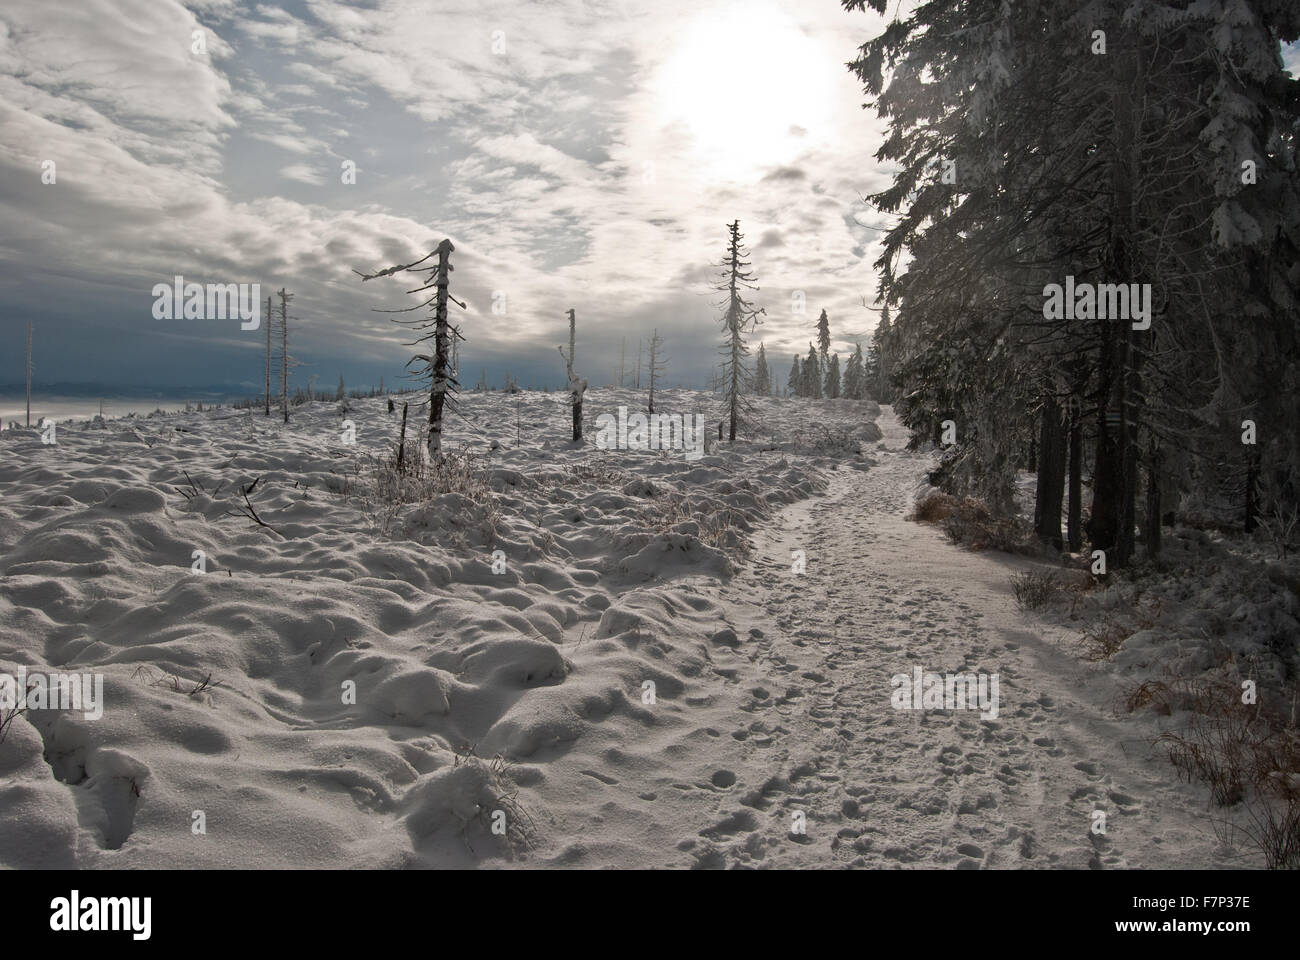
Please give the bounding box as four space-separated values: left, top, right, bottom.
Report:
826 353 841 399
559 308 587 441
844 343 865 400
848 0 1073 517
715 220 764 441
865 301 895 404
816 309 832 391
753 342 771 396
647 327 667 414
803 344 820 399
356 239 465 458
787 355 800 398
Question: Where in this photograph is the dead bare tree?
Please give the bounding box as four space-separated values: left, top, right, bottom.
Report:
396 401 409 471
558 308 587 442
356 238 466 458
277 289 295 423
264 294 272 416
647 328 667 414
25 321 32 427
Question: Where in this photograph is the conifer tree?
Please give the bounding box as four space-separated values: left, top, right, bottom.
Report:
844 343 865 399
816 309 832 391
715 220 764 440
754 342 771 396
803 344 821 399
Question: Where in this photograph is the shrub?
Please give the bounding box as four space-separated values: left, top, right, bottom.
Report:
940 497 1029 552
1145 675 1300 868
1077 616 1132 661
911 490 957 523
366 438 500 541
1011 570 1063 611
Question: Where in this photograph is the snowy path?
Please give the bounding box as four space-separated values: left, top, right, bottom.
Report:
541 407 1227 868
691 407 1227 868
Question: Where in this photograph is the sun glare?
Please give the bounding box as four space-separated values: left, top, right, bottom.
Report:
652 1 834 182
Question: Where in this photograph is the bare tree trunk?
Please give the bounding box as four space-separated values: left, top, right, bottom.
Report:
397 402 408 471
264 294 272 416
648 331 658 414
560 308 586 442
426 239 454 458
279 288 291 423
25 321 32 427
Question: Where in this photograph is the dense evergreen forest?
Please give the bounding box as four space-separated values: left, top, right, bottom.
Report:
847 0 1300 568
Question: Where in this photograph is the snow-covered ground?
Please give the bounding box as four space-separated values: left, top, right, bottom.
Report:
0 389 1263 867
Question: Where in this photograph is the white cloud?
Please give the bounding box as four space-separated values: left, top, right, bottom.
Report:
280 163 327 185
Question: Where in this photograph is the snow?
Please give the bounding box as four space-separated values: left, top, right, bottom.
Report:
0 390 1254 867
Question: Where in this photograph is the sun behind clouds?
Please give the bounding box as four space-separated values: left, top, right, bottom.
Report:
651 0 835 183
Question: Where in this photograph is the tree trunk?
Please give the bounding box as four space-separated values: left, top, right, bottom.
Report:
1088 396 1121 557
25 321 32 428
562 308 585 442
397 402 408 471
1090 41 1140 567
1033 395 1067 549
264 295 272 416
1145 435 1162 558
1245 447 1260 533
1116 323 1142 566
279 289 290 424
1067 405 1083 552
427 240 454 459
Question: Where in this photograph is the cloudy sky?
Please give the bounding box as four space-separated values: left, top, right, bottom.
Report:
2 2 1296 397
0 0 900 396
